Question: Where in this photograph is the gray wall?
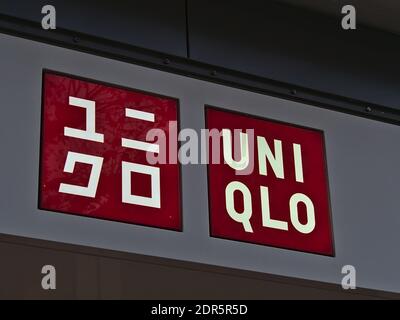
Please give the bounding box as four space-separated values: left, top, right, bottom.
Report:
0 33 400 293
1 0 400 109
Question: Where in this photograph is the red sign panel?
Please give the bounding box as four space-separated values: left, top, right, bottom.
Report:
206 107 334 255
39 71 181 230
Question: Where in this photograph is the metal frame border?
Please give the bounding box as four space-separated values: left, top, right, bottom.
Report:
1 13 400 125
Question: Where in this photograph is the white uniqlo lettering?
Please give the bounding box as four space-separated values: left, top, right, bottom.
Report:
121 108 161 208
289 193 315 234
225 181 253 233
64 97 104 143
122 162 161 208
260 186 288 231
122 108 159 153
59 96 104 198
293 143 304 183
223 130 316 234
59 100 162 209
222 129 249 171
59 151 103 198
257 136 284 179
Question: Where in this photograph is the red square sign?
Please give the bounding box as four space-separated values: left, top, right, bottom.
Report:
206 107 334 255
39 71 181 230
